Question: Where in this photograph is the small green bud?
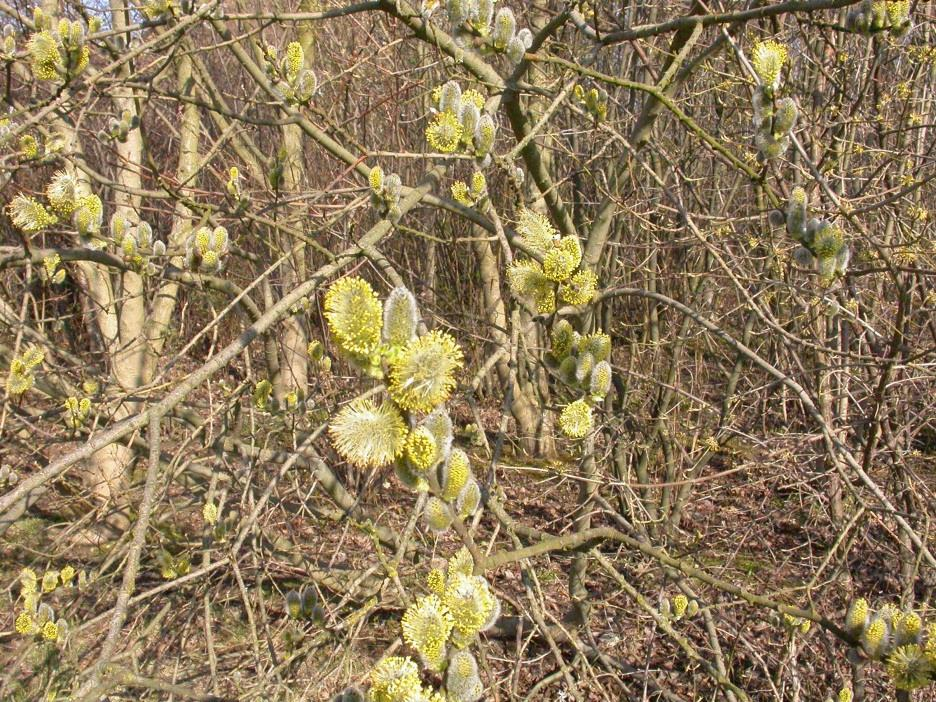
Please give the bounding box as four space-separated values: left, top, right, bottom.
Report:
286 590 302 619
300 586 318 619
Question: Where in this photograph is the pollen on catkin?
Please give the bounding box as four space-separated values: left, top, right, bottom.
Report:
401 594 454 671
559 269 598 306
329 398 408 469
369 165 384 194
896 612 923 645
551 320 575 359
507 260 549 298
447 647 479 683
516 209 557 253
27 30 62 81
506 35 526 63
15 611 36 635
491 7 516 50
451 181 472 206
862 615 891 660
470 171 486 198
580 332 611 362
426 111 463 153
283 590 305 621
438 80 461 114
324 277 383 358
443 572 498 646
786 187 808 240
6 346 44 396
284 41 303 82
447 648 483 702
458 101 480 142
447 547 474 579
474 115 496 157
672 595 689 619
388 330 464 412
542 247 577 283
441 449 470 502
886 644 932 691
506 259 557 314
73 194 103 238
405 427 438 473
773 97 798 135
427 568 446 596
845 597 869 637
812 221 844 258
559 399 593 439
59 565 75 587
751 40 788 90
8 196 58 233
424 496 453 532
46 171 77 214
367 656 422 702
63 396 91 429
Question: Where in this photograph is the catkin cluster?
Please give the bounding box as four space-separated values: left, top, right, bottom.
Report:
506 209 598 314
31 170 107 247
226 166 250 213
25 8 93 83
157 549 191 580
845 0 911 36
13 566 82 645
450 171 487 208
15 129 65 162
284 585 325 623
7 194 58 233
263 41 318 106
102 109 140 143
426 80 496 163
322 279 483 529
139 0 178 21
63 395 92 430
67 380 100 423
781 187 850 285
573 83 609 123
368 165 404 221
184 225 230 273
40 253 66 285
660 593 700 622
324 279 461 439
431 0 532 63
364 549 499 702
113 213 165 274
6 346 44 396
547 321 612 439
0 464 20 488
251 378 313 416
844 597 936 691
750 40 797 162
